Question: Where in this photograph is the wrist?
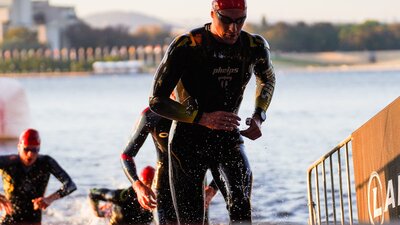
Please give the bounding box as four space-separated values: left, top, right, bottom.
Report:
49 192 60 202
132 180 143 191
253 107 266 123
193 110 203 124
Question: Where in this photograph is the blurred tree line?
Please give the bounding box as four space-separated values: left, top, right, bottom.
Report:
247 17 400 52
2 19 400 52
65 22 172 48
65 19 400 52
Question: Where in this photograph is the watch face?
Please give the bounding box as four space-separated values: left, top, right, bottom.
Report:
260 111 266 121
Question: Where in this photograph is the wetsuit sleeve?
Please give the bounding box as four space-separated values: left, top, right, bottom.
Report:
252 35 276 120
89 188 119 203
121 109 150 183
149 34 201 123
46 156 77 197
88 188 111 217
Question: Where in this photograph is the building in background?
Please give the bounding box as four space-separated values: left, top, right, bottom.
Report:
0 0 78 49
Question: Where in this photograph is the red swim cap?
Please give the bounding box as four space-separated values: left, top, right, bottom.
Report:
19 128 41 147
140 166 155 184
212 0 247 10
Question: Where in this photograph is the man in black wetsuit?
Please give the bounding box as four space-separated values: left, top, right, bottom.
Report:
89 166 155 225
149 0 275 224
0 128 77 225
121 107 221 225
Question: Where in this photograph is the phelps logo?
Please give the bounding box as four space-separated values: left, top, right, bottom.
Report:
212 67 239 76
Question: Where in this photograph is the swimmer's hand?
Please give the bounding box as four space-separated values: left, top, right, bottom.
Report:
32 193 60 210
32 197 51 210
98 203 112 217
204 186 218 209
240 115 262 140
133 180 156 210
0 194 13 215
198 111 240 131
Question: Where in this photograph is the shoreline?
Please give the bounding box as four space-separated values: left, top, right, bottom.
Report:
0 71 93 78
2 50 400 77
1 64 400 78
274 62 400 73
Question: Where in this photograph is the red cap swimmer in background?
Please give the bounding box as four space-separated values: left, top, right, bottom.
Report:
212 0 247 10
140 166 155 186
19 128 41 147
18 129 41 166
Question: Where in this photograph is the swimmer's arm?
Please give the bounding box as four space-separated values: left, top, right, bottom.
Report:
88 190 103 217
241 36 276 139
150 94 202 123
0 194 12 215
253 36 275 122
204 184 218 209
33 156 77 210
88 188 117 217
47 156 77 198
32 192 61 210
150 36 201 123
121 111 151 184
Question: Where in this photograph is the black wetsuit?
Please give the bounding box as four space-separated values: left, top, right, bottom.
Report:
0 154 77 224
89 187 153 225
149 24 275 224
121 107 176 224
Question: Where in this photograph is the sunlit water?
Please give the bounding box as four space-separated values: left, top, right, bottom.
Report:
1 69 399 224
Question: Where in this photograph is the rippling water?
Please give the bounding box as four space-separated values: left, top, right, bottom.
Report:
1 69 399 224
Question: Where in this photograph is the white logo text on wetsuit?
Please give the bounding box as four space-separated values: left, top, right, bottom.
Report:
212 67 239 88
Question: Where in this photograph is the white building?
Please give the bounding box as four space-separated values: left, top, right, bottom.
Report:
0 0 78 49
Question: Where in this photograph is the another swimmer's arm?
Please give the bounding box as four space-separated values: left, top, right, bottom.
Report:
204 181 219 209
32 192 60 211
88 188 116 217
0 194 12 215
48 156 77 197
121 111 157 210
121 110 150 184
0 156 16 214
33 156 77 210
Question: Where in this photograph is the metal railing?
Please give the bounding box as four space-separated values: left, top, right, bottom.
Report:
307 136 356 225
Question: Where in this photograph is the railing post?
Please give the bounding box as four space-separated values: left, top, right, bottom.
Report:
337 151 345 225
315 166 321 225
345 143 353 225
307 170 315 225
329 156 337 225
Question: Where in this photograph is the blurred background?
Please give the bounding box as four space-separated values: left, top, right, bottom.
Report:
0 0 399 73
0 0 400 224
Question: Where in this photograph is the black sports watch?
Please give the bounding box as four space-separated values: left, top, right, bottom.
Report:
253 107 266 122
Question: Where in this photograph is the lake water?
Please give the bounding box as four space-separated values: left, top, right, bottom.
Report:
1 69 399 224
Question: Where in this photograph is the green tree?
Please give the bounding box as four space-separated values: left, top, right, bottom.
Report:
307 23 339 51
1 27 44 49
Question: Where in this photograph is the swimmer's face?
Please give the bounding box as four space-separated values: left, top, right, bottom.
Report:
211 8 246 44
18 144 40 166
